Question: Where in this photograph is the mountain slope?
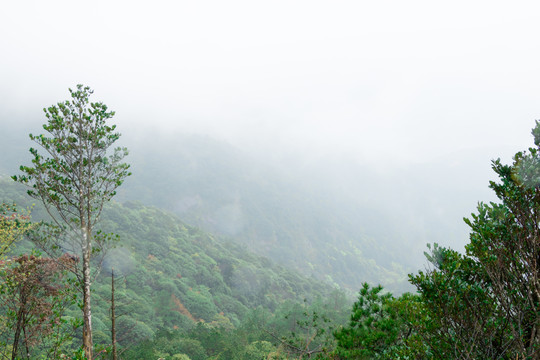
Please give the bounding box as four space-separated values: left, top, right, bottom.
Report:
0 180 340 347
116 134 410 292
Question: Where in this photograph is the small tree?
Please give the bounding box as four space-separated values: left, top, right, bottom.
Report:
0 253 79 360
333 283 406 359
13 85 130 360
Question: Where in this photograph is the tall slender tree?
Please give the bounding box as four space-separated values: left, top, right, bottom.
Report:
13 85 131 360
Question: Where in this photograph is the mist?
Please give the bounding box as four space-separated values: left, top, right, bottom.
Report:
2 1 538 160
2 1 540 290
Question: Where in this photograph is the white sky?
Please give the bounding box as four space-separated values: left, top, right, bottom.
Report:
2 0 540 164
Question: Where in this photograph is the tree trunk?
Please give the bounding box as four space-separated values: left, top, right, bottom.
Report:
11 298 25 360
82 229 93 360
23 322 30 360
111 268 118 360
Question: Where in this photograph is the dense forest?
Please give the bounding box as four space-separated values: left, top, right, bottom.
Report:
2 85 540 359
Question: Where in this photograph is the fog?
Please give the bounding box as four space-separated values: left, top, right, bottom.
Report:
2 1 540 285
2 1 539 161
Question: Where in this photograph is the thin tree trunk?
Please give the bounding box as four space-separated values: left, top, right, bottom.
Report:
82 228 93 360
23 321 30 360
11 298 25 360
111 268 118 360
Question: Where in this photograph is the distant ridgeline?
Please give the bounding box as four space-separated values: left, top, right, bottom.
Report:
0 179 342 346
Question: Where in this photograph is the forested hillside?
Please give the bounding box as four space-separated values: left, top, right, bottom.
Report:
0 179 350 356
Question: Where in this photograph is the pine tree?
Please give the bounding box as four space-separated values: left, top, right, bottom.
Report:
13 85 130 359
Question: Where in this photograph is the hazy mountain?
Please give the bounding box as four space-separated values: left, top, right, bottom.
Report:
1 120 503 294
114 132 499 293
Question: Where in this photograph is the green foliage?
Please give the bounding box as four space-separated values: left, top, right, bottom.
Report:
257 296 352 359
240 340 278 360
124 294 351 360
409 245 502 358
92 199 339 334
0 252 80 359
13 84 130 233
334 284 400 359
0 203 34 258
331 284 433 359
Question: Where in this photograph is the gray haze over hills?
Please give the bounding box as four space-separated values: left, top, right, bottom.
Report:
2 1 540 290
0 124 501 292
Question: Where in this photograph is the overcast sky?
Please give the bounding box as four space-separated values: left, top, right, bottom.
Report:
2 0 540 165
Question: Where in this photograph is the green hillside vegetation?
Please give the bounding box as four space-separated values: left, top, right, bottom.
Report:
0 179 351 358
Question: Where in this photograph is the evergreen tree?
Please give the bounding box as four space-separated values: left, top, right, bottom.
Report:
13 85 130 359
